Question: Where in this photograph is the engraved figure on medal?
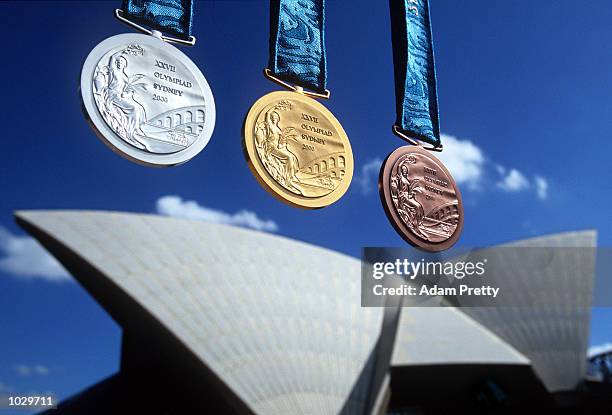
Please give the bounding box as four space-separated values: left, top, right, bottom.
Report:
93 45 150 150
391 156 429 239
81 33 216 167
254 100 304 195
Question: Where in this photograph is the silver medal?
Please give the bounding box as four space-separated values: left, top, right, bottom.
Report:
81 33 215 167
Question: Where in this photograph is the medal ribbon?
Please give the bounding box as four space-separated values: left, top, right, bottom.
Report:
269 0 327 94
390 0 440 147
122 0 194 40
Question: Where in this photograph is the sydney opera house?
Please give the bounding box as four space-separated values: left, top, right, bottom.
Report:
13 210 612 414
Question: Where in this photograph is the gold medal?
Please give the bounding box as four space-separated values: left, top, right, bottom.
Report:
243 77 353 209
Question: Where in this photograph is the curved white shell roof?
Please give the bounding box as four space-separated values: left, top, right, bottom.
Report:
392 307 529 366
16 211 386 414
15 211 597 411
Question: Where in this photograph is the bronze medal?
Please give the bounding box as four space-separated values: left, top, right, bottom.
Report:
380 0 464 251
379 145 463 252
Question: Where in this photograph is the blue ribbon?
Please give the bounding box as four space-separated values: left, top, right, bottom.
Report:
122 0 193 40
390 0 440 147
269 0 327 94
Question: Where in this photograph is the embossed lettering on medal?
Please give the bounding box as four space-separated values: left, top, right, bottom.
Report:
81 33 215 167
380 146 463 252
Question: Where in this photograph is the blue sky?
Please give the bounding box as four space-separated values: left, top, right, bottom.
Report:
1 0 611 409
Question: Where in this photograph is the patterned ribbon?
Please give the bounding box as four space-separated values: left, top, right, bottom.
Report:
268 0 327 94
122 0 194 40
390 0 440 147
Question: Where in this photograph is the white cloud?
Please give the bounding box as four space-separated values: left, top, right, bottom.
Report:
14 365 49 376
354 158 382 194
0 227 70 282
437 134 550 200
534 175 549 200
437 134 485 189
156 196 279 232
495 166 549 200
588 342 612 358
497 168 530 192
